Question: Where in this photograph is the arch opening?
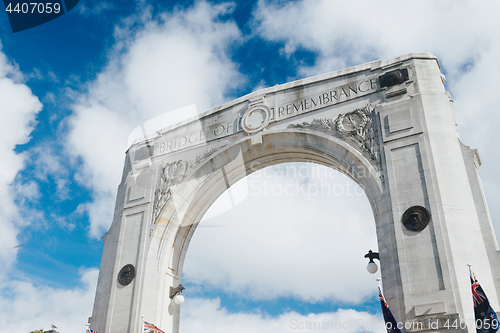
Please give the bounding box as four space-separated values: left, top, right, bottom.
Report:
164 131 386 274
179 162 381 330
147 130 391 330
144 131 398 331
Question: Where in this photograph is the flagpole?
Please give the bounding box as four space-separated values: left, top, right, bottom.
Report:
377 277 403 333
467 264 499 333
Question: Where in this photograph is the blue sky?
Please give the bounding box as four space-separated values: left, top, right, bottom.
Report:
1 0 500 332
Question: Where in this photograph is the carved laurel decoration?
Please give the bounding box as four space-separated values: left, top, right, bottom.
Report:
336 109 369 136
288 104 378 162
152 142 228 223
190 142 228 169
287 118 336 133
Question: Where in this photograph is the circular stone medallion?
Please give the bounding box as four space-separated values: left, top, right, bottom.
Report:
241 105 271 134
118 264 136 286
402 206 431 232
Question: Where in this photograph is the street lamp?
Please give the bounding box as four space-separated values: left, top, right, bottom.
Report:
364 250 380 274
169 284 185 305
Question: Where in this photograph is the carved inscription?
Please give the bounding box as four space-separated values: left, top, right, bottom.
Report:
156 119 241 155
288 104 379 162
153 75 379 157
273 77 378 121
158 130 206 153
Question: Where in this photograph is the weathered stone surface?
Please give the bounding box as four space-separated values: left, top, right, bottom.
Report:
89 53 500 333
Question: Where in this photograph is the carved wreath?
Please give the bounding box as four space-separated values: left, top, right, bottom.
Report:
152 143 227 223
336 109 369 137
287 104 378 162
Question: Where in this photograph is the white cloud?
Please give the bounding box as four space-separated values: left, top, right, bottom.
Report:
27 144 69 183
448 49 500 233
78 189 118 238
0 43 42 272
66 1 245 237
184 164 379 303
181 297 386 333
252 0 500 239
252 0 498 80
0 268 98 333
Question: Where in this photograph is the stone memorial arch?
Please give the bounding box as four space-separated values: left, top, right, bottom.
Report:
89 53 500 333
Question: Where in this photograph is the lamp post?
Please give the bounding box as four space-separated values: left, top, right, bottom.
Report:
169 284 185 305
364 250 380 274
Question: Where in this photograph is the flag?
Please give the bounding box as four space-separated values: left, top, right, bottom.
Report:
470 270 499 333
144 320 165 333
379 286 403 333
86 329 96 333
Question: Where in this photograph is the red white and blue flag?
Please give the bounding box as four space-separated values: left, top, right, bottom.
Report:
379 286 403 333
144 320 165 333
86 327 96 333
470 270 499 333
